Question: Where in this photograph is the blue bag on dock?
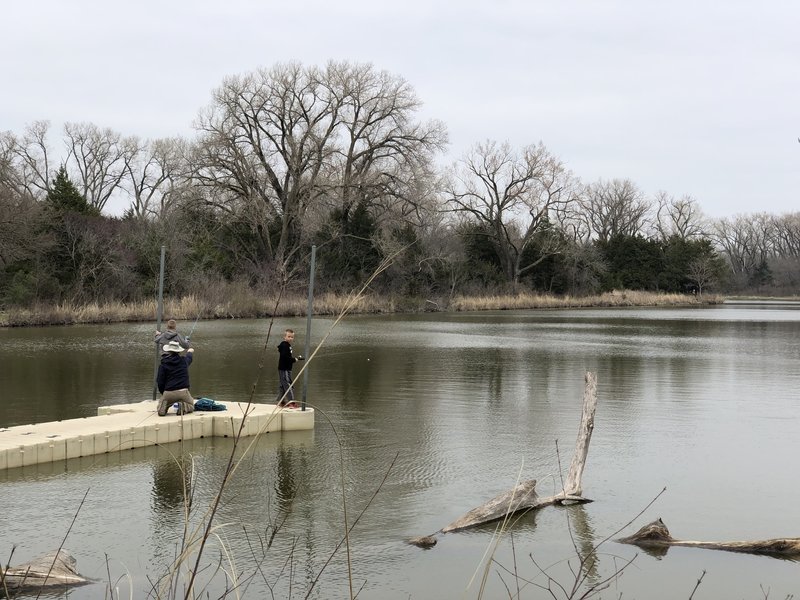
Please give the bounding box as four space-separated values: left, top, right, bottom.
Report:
194 397 227 411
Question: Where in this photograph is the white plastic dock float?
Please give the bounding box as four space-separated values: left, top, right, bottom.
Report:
0 401 314 471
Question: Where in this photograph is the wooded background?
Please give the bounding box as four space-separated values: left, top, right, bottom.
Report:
1 62 797 308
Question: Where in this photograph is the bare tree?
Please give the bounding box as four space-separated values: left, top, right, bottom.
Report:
687 255 720 295
771 212 800 258
64 122 137 212
0 183 50 268
414 211 471 303
769 212 800 290
711 213 774 277
123 137 188 219
769 256 800 291
61 214 119 302
325 61 447 227
444 140 577 286
560 240 608 295
0 138 24 200
551 187 592 245
194 62 342 282
579 178 651 242
653 192 707 241
0 120 53 199
193 61 447 284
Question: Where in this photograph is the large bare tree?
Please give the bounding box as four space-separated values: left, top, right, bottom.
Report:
580 178 651 242
325 61 447 226
193 61 447 283
123 137 188 219
445 140 577 286
194 62 342 282
711 213 774 277
64 122 137 213
771 212 800 258
0 120 53 199
653 192 707 241
710 211 800 290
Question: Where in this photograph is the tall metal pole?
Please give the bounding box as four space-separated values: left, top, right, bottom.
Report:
152 245 166 401
301 245 316 411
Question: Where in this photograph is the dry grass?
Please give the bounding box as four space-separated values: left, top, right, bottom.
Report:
451 290 722 312
726 294 800 301
0 289 722 327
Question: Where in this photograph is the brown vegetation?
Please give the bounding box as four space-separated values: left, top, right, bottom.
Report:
0 290 721 327
450 290 721 311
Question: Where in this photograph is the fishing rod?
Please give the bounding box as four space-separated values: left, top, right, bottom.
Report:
152 246 166 402
185 311 202 342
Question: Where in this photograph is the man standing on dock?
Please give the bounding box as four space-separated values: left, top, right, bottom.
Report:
157 340 195 416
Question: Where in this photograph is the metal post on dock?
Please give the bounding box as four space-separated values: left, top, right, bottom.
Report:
152 245 166 401
302 245 316 412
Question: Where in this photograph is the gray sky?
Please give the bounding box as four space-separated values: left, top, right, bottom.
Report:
2 0 797 218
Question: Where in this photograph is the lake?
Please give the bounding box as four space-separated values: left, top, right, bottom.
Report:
1 303 799 599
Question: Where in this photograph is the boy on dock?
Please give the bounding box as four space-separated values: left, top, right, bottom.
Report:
277 328 304 408
155 319 190 356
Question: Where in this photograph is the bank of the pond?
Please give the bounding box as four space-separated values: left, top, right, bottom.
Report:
0 290 722 327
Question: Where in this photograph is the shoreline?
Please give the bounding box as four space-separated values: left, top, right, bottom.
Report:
0 290 725 328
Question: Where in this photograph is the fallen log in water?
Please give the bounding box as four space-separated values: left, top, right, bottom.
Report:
618 519 800 559
409 372 598 548
440 479 540 534
0 550 91 593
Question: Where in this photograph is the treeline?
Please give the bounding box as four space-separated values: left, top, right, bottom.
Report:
1 61 798 309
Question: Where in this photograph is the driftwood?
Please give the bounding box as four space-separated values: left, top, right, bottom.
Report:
409 372 598 548
0 550 91 593
618 519 800 559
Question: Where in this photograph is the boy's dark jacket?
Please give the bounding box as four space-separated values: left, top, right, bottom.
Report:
277 340 297 370
157 353 193 393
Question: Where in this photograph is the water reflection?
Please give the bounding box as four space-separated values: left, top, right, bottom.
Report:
567 504 600 582
2 306 800 599
151 453 193 512
274 446 301 513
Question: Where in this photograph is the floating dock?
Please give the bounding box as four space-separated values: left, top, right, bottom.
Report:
0 401 314 471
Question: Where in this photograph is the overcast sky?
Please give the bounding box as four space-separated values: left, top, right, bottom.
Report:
2 0 797 218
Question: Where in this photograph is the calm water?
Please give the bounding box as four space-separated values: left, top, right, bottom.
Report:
1 304 800 599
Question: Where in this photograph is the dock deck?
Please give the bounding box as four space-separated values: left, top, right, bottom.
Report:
0 401 314 471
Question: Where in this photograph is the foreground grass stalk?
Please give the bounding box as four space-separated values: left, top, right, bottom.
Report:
1 546 17 598
688 570 706 600
162 251 400 599
521 485 667 599
35 488 90 600
174 274 296 599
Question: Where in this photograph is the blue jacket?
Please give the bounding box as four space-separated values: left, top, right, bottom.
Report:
157 352 193 393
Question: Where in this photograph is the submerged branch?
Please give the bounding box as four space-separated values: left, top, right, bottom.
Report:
409 372 598 548
618 519 800 560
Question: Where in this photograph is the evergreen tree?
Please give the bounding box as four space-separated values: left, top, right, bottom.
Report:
39 166 101 300
46 166 98 216
661 237 724 293
458 221 505 289
596 234 663 291
317 203 382 290
749 260 773 290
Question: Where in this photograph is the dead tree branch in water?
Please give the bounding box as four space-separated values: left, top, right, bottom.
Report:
409 372 598 548
618 519 800 560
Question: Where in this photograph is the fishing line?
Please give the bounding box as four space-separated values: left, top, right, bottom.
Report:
186 311 202 341
311 349 365 359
